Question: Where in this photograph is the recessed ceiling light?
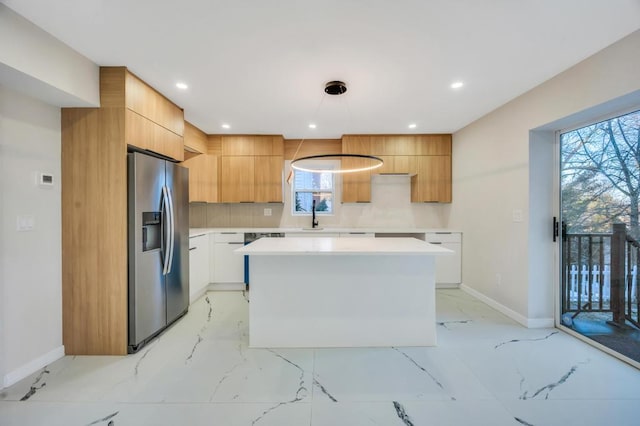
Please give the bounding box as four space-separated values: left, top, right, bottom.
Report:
221 123 230 129
408 123 417 129
308 123 317 129
176 82 188 90
450 81 464 89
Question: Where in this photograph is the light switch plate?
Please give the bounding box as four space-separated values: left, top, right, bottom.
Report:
264 208 272 216
17 215 35 231
512 209 523 223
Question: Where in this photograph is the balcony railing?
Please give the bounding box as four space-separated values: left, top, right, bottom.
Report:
563 224 639 328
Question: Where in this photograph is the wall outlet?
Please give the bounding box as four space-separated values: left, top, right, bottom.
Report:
17 215 35 231
263 208 272 217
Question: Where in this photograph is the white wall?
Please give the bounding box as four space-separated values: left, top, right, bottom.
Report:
0 4 99 108
451 30 640 326
0 85 64 388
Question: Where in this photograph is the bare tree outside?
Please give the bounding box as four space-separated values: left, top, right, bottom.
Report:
561 109 640 239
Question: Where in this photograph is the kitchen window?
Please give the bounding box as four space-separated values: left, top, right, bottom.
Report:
292 165 334 215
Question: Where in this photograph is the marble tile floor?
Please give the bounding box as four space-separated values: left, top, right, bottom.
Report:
2 289 640 426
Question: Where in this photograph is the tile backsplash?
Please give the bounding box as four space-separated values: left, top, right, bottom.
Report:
189 175 450 229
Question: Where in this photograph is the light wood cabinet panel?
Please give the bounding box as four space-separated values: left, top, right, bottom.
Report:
411 156 452 202
375 155 395 174
208 135 223 155
182 153 219 203
124 71 184 136
254 156 283 202
101 67 184 137
384 135 415 155
284 139 342 160
62 108 128 355
124 109 153 151
124 109 183 161
368 136 385 155
253 135 284 156
414 134 452 155
342 135 371 154
220 156 255 202
154 124 184 161
341 157 371 202
221 136 255 156
184 121 208 154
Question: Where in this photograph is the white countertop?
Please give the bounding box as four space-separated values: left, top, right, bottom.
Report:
189 227 460 237
235 237 454 256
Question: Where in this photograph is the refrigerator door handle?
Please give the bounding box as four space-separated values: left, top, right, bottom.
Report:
161 185 171 276
166 186 176 274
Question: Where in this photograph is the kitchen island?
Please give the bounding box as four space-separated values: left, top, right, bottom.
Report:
236 237 452 348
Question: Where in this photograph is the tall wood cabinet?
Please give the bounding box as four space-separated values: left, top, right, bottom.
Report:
61 67 184 355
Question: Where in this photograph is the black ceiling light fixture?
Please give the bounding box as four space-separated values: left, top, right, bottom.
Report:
324 80 348 96
289 80 383 177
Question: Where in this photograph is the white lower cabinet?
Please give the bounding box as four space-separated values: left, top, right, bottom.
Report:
425 232 462 286
188 234 210 302
211 232 245 284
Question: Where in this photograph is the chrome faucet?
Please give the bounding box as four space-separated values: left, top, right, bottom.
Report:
312 199 319 228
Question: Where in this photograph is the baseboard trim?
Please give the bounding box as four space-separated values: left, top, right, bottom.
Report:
460 284 554 328
3 345 65 389
189 286 210 304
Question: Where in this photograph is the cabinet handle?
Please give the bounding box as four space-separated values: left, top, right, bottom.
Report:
239 201 254 203
435 232 452 234
349 232 366 234
228 242 244 245
430 242 442 245
221 232 238 234
189 247 197 251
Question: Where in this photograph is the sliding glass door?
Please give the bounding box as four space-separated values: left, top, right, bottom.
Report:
559 109 640 363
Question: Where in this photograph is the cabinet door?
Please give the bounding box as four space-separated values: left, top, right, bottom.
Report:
425 233 461 285
213 242 245 283
189 235 210 302
221 136 254 156
253 136 284 156
341 157 371 202
125 71 184 136
254 156 283 202
220 156 254 202
184 121 208 154
411 156 451 202
182 154 219 203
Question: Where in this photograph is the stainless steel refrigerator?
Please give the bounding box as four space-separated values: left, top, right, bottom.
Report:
127 152 189 353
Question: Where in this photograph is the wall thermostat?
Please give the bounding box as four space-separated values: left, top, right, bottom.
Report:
39 173 54 186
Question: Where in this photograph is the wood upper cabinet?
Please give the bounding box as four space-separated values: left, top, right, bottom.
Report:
100 67 184 161
182 153 219 203
222 135 283 156
411 155 452 202
341 157 372 203
184 121 208 154
220 156 255 202
254 156 283 203
219 135 284 203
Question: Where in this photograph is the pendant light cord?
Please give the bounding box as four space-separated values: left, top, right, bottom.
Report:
290 93 328 161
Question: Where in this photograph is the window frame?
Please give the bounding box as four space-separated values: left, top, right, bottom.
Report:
291 161 337 216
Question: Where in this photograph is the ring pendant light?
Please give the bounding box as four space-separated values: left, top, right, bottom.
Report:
289 81 384 175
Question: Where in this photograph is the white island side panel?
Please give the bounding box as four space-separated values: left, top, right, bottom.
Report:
249 254 435 348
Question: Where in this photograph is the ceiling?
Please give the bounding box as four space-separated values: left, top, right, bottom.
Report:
3 0 640 138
